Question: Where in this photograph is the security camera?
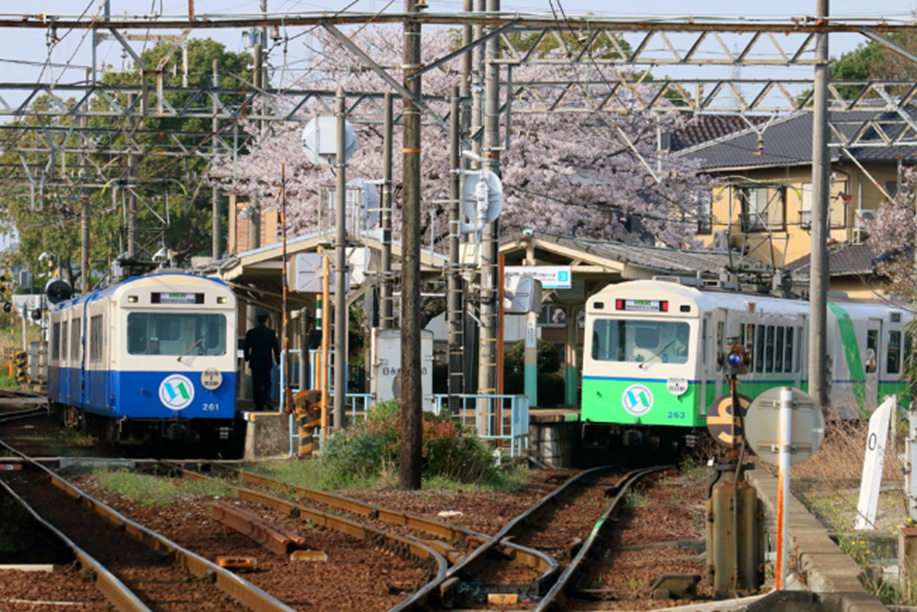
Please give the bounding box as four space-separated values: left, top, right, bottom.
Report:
522 228 534 237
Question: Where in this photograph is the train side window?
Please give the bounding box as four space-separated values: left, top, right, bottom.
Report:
716 321 724 371
765 326 775 373
50 322 60 364
61 321 68 362
755 325 766 373
887 330 901 375
71 319 81 362
784 328 795 373
775 327 785 372
866 329 879 374
90 315 103 363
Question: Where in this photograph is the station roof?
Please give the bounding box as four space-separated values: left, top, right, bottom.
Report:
497 230 770 301
199 230 446 313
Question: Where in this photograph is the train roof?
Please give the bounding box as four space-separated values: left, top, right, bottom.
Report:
50 271 230 311
589 279 911 319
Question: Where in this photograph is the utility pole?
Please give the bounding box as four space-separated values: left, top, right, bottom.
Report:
809 0 830 407
381 92 394 331
212 59 221 261
400 0 423 490
334 88 348 431
477 0 500 406
127 93 137 259
448 88 463 413
80 69 90 294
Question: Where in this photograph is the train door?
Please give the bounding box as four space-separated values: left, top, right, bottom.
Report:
864 319 882 413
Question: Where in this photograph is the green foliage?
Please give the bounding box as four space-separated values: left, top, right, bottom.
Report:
321 399 498 485
4 38 254 278
0 370 17 390
504 339 561 373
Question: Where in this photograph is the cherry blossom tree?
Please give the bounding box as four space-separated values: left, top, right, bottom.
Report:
867 167 917 298
211 25 713 249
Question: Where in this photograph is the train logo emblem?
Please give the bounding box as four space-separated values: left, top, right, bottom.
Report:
622 384 653 416
159 375 195 410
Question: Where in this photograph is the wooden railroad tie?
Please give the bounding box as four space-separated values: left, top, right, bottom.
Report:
211 502 307 556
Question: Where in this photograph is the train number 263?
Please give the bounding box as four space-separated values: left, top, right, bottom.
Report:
667 411 686 420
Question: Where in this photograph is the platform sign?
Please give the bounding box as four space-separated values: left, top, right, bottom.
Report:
707 393 751 447
745 387 824 466
504 266 571 290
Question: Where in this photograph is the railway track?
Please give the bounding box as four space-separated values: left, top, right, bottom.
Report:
0 443 287 611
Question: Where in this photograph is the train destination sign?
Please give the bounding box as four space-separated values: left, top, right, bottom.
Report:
152 292 204 305
615 299 669 312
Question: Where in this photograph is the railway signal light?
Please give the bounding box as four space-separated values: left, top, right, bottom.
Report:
2 301 11 313
723 343 750 376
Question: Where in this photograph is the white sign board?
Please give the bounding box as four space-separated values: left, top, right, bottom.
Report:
856 395 895 530
288 250 378 294
504 266 572 290
12 294 42 310
373 329 434 409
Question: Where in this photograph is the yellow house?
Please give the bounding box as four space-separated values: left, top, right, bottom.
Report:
676 110 911 281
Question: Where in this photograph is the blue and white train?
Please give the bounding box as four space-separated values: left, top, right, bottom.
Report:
47 271 238 455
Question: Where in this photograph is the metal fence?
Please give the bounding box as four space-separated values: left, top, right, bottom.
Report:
278 349 530 458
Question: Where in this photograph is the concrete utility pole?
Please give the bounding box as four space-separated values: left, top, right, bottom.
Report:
477 0 500 403
334 88 348 431
127 93 137 259
400 0 423 490
212 59 221 261
809 0 830 407
381 92 394 331
80 71 90 294
448 88 464 412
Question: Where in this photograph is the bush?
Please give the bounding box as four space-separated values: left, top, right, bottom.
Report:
321 399 497 484
504 339 561 373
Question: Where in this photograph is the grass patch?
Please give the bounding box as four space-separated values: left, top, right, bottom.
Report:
244 458 536 494
43 429 99 456
94 469 236 507
0 371 18 390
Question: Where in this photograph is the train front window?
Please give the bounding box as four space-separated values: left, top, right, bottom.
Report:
591 319 690 365
127 313 227 356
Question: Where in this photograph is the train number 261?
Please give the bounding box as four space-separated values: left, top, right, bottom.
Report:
202 403 220 412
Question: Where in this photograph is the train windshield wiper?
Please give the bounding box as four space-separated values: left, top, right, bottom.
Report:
177 335 206 362
638 340 674 369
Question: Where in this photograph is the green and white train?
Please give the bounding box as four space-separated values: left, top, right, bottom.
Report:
581 279 912 450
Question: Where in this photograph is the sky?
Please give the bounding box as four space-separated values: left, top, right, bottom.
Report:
2 0 915 96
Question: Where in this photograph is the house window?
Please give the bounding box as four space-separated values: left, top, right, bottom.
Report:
739 186 785 232
800 183 812 229
697 193 713 235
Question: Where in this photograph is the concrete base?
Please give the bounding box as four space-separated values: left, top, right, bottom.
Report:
241 412 291 459
529 421 578 467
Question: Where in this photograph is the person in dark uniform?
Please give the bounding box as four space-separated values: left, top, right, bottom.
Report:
244 311 280 411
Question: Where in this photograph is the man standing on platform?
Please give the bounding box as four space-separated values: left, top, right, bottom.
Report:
244 311 280 411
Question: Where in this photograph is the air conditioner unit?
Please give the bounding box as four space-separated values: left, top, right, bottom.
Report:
855 209 876 227
712 230 730 251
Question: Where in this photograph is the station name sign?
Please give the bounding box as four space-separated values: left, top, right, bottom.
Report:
504 266 572 290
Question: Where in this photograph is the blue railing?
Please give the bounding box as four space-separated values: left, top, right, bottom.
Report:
277 349 529 458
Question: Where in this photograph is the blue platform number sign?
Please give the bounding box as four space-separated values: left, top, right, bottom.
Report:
622 384 653 416
159 374 195 411
557 269 569 285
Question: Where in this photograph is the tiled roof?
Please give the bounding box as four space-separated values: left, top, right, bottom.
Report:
676 109 917 171
785 243 878 282
669 114 770 152
510 231 771 277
